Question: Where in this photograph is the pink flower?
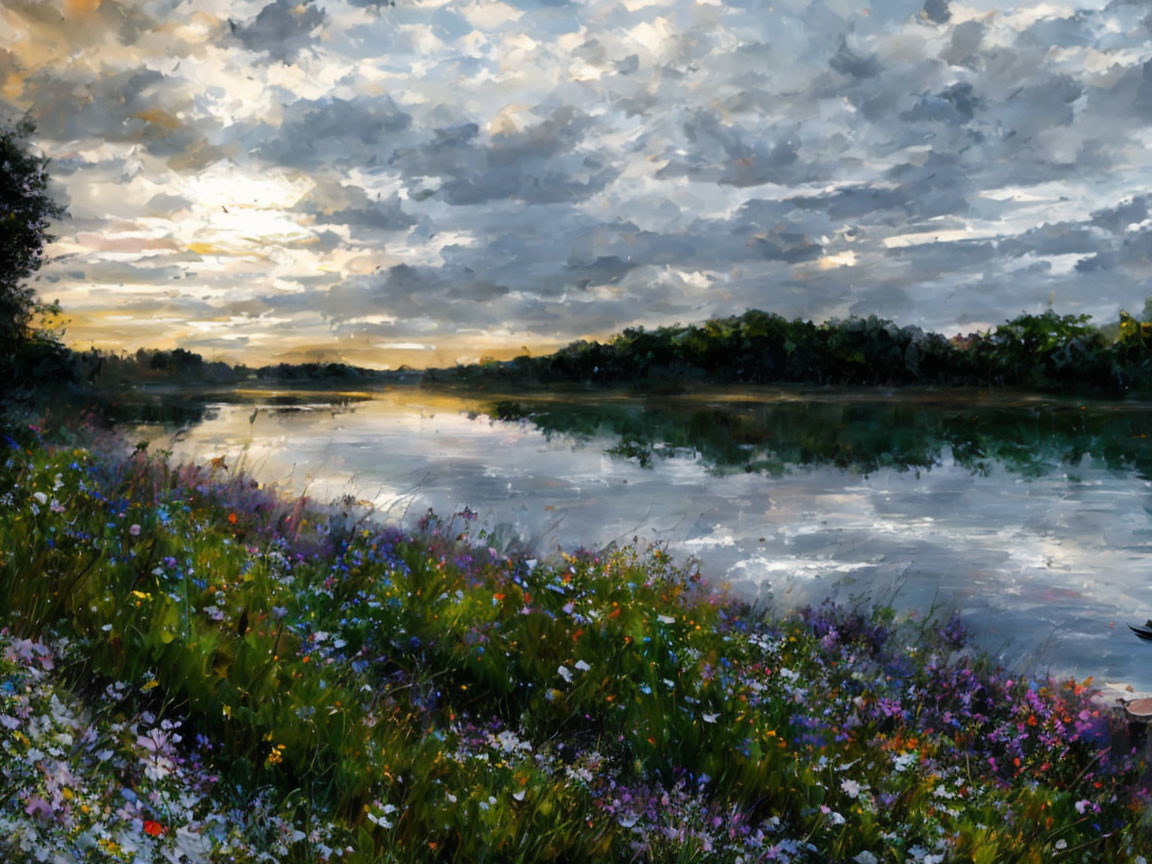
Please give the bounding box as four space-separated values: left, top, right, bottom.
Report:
129 524 141 536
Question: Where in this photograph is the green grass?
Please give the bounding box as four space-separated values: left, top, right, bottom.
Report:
0 423 1150 863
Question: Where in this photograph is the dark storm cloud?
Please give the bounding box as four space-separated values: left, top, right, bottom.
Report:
988 75 1083 138
296 178 414 231
324 264 510 324
314 199 413 231
655 111 812 188
21 65 223 168
232 0 326 63
1072 226 1152 274
390 107 618 205
565 255 634 289
903 151 978 216
941 20 986 66
28 68 171 142
887 239 1000 281
999 223 1103 257
749 232 824 263
256 96 412 168
902 82 982 125
922 0 951 24
788 187 909 222
1090 196 1151 234
829 38 883 79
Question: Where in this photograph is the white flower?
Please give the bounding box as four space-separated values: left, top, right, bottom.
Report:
1055 839 1067 851
1074 799 1090 814
840 778 861 798
557 665 572 683
854 853 878 864
574 660 591 672
32 491 47 505
657 615 675 624
494 730 530 753
702 712 719 724
892 752 917 772
512 790 526 802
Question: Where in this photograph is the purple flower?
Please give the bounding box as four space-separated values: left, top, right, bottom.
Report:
24 796 52 823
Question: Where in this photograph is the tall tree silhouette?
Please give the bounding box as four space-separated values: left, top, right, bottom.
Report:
0 115 65 364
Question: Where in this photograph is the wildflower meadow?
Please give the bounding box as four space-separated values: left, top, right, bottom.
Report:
1 421 1150 863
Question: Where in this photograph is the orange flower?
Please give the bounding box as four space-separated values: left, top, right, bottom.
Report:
143 820 166 837
228 512 238 524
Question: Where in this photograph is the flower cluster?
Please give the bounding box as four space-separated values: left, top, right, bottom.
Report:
0 632 354 862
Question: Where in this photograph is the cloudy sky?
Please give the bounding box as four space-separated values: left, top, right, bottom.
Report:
4 0 1152 367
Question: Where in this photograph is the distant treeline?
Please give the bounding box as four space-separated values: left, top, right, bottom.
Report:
8 306 1152 402
6 346 406 392
433 307 1152 395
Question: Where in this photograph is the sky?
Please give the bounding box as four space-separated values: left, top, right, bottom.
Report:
5 0 1152 368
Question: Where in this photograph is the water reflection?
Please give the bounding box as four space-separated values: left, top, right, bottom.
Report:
133 385 1152 692
488 390 1152 479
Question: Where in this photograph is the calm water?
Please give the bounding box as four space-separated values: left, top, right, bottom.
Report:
129 385 1152 692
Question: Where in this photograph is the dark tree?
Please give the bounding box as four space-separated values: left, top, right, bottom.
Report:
0 115 66 361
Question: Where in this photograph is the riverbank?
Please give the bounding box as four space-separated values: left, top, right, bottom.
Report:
1 422 1150 863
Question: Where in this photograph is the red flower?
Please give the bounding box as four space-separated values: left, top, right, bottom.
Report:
143 820 166 837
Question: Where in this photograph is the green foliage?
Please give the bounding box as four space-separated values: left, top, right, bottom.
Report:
438 304 1152 397
0 115 66 366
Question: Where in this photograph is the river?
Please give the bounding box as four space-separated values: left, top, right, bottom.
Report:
126 384 1152 693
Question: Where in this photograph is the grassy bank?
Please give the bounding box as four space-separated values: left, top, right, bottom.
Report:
1 422 1150 863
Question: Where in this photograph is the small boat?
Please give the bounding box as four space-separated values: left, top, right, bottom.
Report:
1126 697 1152 718
1128 621 1152 641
